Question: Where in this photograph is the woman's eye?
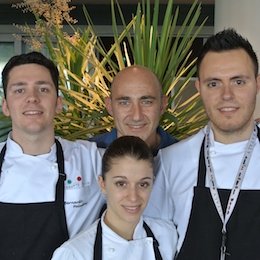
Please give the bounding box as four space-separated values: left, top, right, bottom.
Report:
139 182 150 188
115 181 126 187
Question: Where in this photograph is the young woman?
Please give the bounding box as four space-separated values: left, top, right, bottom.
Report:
52 136 177 260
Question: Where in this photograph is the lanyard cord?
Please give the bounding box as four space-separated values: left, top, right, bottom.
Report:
204 124 257 260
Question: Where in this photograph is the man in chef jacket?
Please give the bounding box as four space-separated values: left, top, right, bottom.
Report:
145 28 260 259
0 51 104 260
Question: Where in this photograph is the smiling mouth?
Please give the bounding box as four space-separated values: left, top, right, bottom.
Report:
128 124 146 129
23 110 43 115
219 107 238 112
123 205 141 214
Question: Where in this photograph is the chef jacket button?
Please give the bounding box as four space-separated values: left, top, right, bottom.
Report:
52 163 58 170
108 247 115 253
146 239 152 245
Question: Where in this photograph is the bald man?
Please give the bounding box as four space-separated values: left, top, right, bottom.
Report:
89 65 178 155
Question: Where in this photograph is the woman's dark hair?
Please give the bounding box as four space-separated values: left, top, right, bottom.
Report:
197 28 259 77
101 136 154 179
2 51 59 97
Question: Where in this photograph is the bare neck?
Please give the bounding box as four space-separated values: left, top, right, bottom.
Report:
148 133 160 151
104 211 138 241
11 131 55 155
210 122 256 144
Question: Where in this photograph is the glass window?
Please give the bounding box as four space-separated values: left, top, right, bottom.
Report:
0 42 15 99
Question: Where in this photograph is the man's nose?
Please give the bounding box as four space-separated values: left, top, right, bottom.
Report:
222 84 234 100
26 89 40 103
131 103 143 120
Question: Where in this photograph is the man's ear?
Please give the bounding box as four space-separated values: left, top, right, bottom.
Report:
55 96 63 114
104 96 113 116
256 74 260 94
2 98 10 117
195 79 201 94
160 95 168 115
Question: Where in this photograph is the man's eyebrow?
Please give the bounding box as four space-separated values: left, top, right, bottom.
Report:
202 75 251 83
230 75 250 80
140 96 156 100
114 95 156 100
115 96 130 100
35 80 53 85
9 81 53 87
202 77 220 82
9 81 27 87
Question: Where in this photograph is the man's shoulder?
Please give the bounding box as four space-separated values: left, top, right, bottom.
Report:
57 137 101 157
160 128 205 157
88 128 117 148
0 141 6 150
157 127 178 149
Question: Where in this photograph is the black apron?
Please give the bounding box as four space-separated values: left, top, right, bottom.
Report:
93 219 163 260
0 139 69 260
176 131 260 260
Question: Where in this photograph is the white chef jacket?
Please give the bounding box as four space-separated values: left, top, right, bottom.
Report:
0 134 105 237
51 213 177 260
144 126 260 251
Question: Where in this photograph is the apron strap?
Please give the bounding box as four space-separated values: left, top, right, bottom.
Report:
0 144 6 176
257 125 260 140
197 137 206 187
143 221 163 260
54 139 69 238
93 219 102 260
55 139 66 203
93 219 163 260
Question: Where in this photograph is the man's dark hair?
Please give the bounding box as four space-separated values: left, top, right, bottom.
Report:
197 28 259 77
2 51 59 97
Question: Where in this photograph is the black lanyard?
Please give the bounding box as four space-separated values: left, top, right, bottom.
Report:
93 219 163 260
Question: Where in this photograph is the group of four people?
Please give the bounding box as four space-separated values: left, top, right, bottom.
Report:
0 28 259 259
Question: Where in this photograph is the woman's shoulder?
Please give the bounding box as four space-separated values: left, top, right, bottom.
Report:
52 220 99 260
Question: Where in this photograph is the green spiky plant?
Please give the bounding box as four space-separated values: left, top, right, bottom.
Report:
107 0 208 139
0 0 207 142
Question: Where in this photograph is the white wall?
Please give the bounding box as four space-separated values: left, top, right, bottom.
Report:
215 0 260 118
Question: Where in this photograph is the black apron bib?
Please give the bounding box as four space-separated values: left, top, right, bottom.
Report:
93 219 163 260
0 139 69 260
176 131 260 260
